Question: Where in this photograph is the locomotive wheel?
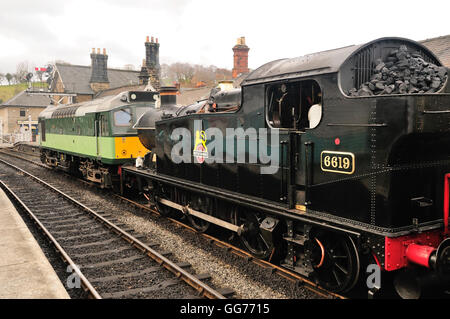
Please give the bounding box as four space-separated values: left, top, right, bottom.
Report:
155 197 172 216
309 232 360 293
154 185 173 217
187 196 211 233
232 209 272 259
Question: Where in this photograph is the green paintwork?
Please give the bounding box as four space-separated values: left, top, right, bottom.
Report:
41 133 121 164
39 101 153 165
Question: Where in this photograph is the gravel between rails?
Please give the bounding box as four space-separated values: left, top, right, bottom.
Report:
0 151 323 299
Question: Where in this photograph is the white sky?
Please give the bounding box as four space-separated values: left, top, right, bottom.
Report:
0 0 449 74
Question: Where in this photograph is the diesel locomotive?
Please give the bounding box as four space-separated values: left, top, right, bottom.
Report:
38 91 156 187
125 37 450 297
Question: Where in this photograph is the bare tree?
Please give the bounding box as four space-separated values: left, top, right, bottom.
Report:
12 73 20 84
170 62 195 85
16 61 29 83
160 63 173 80
5 73 12 85
160 62 232 88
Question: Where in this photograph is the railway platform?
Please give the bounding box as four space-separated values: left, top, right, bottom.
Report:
0 187 69 299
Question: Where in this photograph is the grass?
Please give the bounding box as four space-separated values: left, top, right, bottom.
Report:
0 82 48 104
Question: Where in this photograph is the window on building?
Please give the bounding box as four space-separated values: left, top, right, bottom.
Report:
20 108 26 117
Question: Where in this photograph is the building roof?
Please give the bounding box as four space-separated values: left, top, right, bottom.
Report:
55 63 140 95
94 84 147 99
420 34 450 67
0 90 50 109
177 87 212 105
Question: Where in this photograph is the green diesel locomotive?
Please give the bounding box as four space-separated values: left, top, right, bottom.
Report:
38 91 157 187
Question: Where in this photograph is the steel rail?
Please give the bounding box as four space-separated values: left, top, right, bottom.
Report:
0 148 345 299
0 180 101 299
0 156 226 299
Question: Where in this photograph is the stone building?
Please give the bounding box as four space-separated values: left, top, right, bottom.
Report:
0 90 50 140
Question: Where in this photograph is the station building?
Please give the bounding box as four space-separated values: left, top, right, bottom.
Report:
0 91 50 141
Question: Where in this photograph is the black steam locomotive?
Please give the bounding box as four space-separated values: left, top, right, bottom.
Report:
122 37 450 297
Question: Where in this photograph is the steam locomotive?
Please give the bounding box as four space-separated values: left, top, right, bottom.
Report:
127 37 450 297
39 36 450 298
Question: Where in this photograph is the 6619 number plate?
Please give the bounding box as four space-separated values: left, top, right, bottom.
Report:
320 151 355 174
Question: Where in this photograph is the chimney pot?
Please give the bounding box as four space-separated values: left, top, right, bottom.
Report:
144 35 160 90
90 46 109 88
232 36 249 78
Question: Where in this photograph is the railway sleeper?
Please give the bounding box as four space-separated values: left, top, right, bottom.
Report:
100 278 182 299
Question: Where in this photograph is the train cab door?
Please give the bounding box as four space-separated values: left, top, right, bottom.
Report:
96 114 108 159
94 114 102 159
289 131 306 210
94 115 99 158
266 80 322 211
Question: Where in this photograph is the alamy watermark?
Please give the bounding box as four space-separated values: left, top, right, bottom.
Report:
66 264 81 289
366 264 381 290
170 120 280 174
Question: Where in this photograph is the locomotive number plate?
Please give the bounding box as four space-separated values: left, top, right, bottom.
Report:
320 151 355 174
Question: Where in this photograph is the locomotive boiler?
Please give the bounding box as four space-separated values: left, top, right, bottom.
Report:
128 37 450 297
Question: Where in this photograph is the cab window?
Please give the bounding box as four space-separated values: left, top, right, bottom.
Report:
266 80 322 130
114 109 132 126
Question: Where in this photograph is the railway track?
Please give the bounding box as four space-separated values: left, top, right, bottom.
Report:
0 155 229 299
0 147 345 299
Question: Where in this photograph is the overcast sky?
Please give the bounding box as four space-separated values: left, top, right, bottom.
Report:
0 0 449 74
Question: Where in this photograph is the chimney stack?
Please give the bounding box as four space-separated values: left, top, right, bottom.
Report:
145 35 160 90
232 36 249 79
90 47 110 92
138 59 150 85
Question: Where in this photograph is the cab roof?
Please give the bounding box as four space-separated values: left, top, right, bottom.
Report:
242 37 442 86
